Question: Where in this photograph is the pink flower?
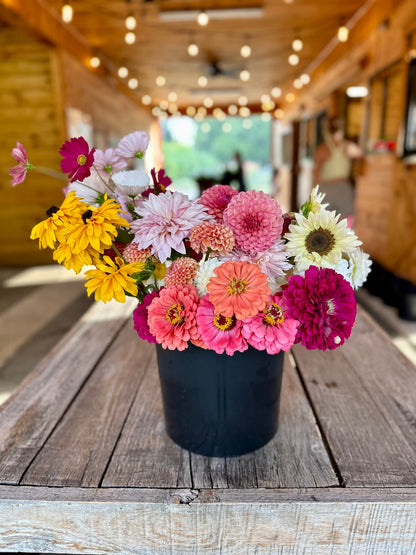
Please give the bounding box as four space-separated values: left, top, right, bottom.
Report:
10 142 33 186
151 168 172 193
130 190 211 263
133 291 159 344
147 284 200 350
196 295 248 356
283 265 357 350
199 185 238 222
93 148 127 175
223 190 283 254
189 221 235 256
59 137 95 182
116 131 149 159
164 257 199 287
242 293 299 354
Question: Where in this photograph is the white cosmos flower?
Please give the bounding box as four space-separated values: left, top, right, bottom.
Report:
194 258 223 297
285 210 362 273
112 170 150 196
67 172 111 204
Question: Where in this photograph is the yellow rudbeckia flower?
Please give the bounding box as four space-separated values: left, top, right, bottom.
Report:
85 256 145 303
53 242 98 274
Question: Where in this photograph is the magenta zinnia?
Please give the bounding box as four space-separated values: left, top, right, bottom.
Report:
147 284 200 351
223 190 283 253
199 184 238 223
283 265 357 350
133 290 159 344
59 137 95 182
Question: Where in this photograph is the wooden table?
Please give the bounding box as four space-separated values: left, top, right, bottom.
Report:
1 299 416 554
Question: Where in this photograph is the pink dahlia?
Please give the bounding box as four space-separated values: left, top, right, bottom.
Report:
199 184 238 223
116 131 149 159
10 142 33 186
190 221 235 256
93 148 127 175
133 291 159 344
123 243 152 263
223 190 283 254
59 137 95 182
242 293 299 354
164 257 199 287
196 295 248 356
283 265 357 351
130 190 211 263
147 284 200 350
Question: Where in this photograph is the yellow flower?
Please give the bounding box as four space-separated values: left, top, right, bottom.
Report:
66 196 130 253
85 256 144 303
53 242 98 274
154 260 167 280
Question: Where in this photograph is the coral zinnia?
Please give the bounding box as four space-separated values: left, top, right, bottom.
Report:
10 142 34 186
133 290 159 344
283 265 357 350
59 137 95 182
242 293 299 354
130 190 211 263
207 261 270 320
199 184 238 223
196 295 248 356
85 256 144 303
190 221 235 256
164 257 199 287
223 190 283 253
147 284 200 350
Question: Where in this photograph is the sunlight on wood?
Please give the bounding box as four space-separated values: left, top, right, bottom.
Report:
3 265 91 288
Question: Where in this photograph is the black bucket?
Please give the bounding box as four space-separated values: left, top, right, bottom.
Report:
156 344 284 457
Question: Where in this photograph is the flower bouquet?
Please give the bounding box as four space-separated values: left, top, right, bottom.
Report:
10 130 371 456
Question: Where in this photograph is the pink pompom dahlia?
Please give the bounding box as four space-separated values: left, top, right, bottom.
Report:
190 221 235 256
199 184 238 222
123 243 152 264
164 257 199 287
283 265 357 351
147 284 200 350
59 137 95 182
196 295 248 356
133 290 159 344
223 190 283 254
242 293 299 354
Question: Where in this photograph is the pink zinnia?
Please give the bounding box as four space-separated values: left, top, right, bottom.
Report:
133 291 159 344
196 295 248 356
164 257 199 287
116 131 149 159
59 137 95 182
223 190 283 254
190 221 235 256
130 190 211 263
10 142 33 186
94 148 127 175
147 284 200 351
242 293 299 354
283 265 357 351
199 184 238 223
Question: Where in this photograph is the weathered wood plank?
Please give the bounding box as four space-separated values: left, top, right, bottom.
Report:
0 299 135 485
20 324 154 487
292 307 416 487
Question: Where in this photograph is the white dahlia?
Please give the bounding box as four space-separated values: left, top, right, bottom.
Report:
347 248 372 289
193 257 223 297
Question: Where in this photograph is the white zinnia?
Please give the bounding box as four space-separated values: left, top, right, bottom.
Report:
194 258 223 297
111 170 150 196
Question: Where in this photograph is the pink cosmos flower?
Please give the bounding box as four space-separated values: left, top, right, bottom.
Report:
283 265 357 351
93 148 127 175
196 294 248 356
151 168 172 193
10 142 33 186
199 184 238 222
59 137 95 182
223 190 284 254
242 293 299 354
147 284 200 351
116 131 149 159
133 291 159 344
130 190 211 263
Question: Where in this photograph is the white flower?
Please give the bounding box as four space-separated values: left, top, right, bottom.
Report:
347 248 372 289
67 172 111 204
310 185 329 213
194 258 223 297
112 170 150 196
285 210 362 273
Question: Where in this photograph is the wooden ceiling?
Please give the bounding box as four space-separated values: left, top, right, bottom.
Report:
3 0 371 113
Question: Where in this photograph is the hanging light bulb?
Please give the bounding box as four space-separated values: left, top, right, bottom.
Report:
198 75 208 87
89 57 101 68
141 94 151 105
125 15 136 30
338 25 349 42
197 11 209 26
61 3 73 23
118 66 129 78
125 32 136 44
239 69 250 82
188 43 199 56
288 54 299 66
156 75 166 87
300 73 310 85
271 87 282 98
240 44 251 58
292 38 303 52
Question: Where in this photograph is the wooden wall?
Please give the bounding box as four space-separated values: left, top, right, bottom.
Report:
0 27 153 267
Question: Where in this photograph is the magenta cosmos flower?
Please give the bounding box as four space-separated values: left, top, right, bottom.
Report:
147 284 200 351
196 295 248 356
10 142 33 186
132 291 159 344
223 190 283 254
93 148 127 175
130 190 211 262
242 293 299 354
116 131 149 159
283 265 357 351
199 184 238 222
59 137 95 182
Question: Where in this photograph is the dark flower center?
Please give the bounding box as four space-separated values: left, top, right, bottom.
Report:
228 277 247 295
46 205 59 218
82 209 93 224
214 313 236 331
305 227 335 255
263 302 284 326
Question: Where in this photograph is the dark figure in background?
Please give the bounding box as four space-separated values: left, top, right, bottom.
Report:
221 152 246 192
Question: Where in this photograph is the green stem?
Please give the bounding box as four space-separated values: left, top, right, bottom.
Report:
34 166 67 181
112 243 126 263
93 164 115 193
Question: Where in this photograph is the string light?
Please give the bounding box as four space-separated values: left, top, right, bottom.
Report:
239 106 251 117
261 113 272 122
141 94 151 105
239 69 250 82
118 67 129 78
128 78 138 89
292 39 303 52
300 73 310 85
198 75 208 87
125 32 136 44
288 54 299 66
168 91 178 102
188 43 199 56
274 109 285 119
261 94 270 104
228 104 238 115
285 92 295 103
240 44 251 58
61 3 73 23
186 106 196 116
238 95 248 106
213 108 226 120
152 107 161 117
271 87 282 98
125 15 137 30
197 11 209 26
203 97 213 108
197 106 207 116
156 75 166 86
160 100 169 110
89 57 100 68
294 79 303 89
338 25 349 42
